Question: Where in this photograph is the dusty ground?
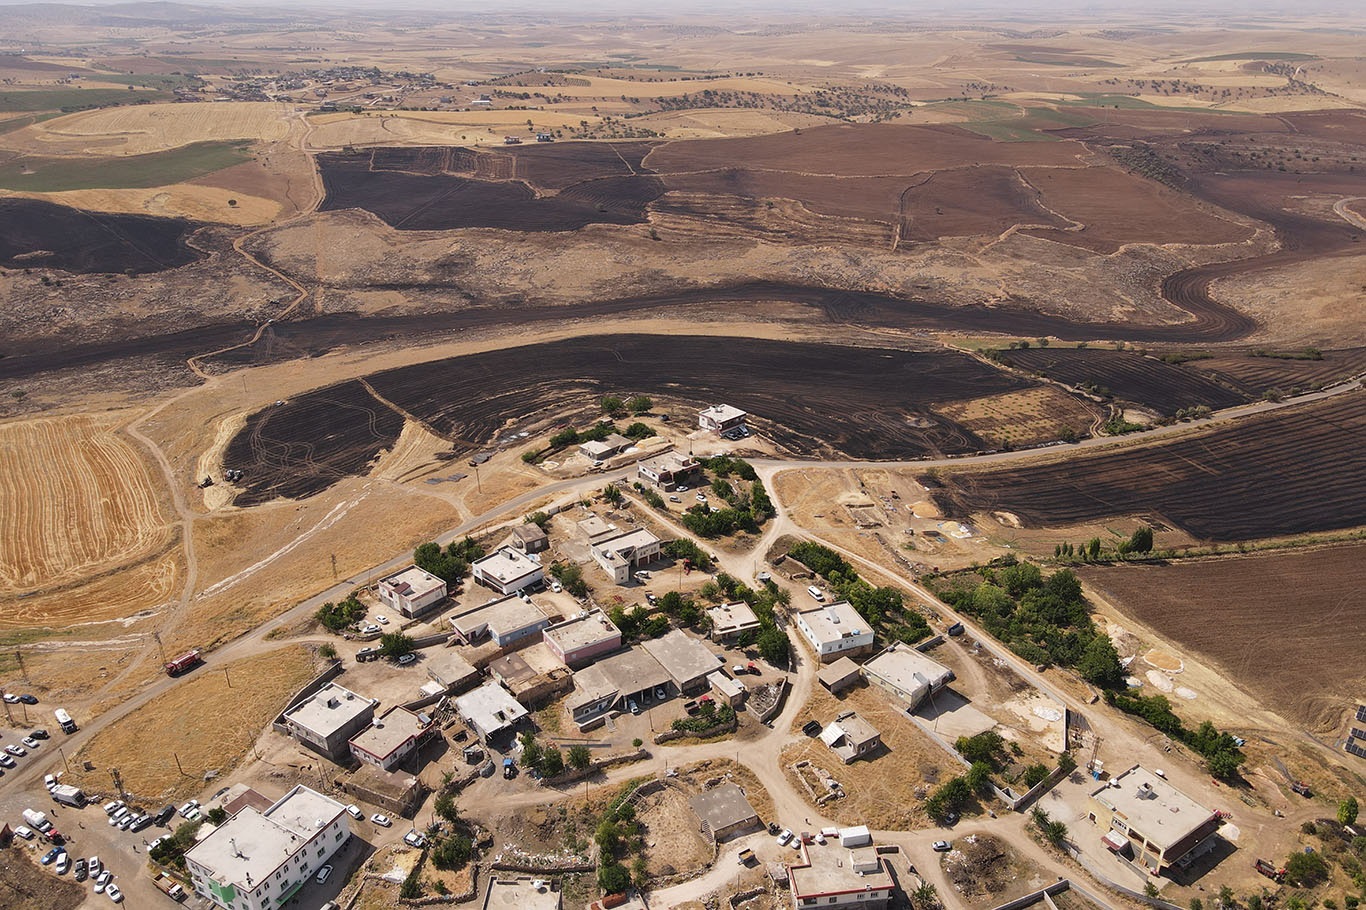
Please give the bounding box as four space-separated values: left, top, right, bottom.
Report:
0 845 85 910
941 833 1051 907
784 684 954 829
637 785 712 878
66 644 319 803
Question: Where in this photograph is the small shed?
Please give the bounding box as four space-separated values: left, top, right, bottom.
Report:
817 657 862 694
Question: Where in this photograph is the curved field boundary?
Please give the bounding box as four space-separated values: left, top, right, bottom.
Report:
225 334 1040 503
996 348 1249 415
0 414 175 595
931 393 1366 542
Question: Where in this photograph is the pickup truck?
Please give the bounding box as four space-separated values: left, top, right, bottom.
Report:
153 872 187 901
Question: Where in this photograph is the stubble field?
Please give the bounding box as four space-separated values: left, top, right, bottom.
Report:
1080 544 1366 729
0 414 175 604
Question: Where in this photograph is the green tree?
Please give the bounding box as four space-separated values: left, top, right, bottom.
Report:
1129 526 1154 553
315 595 366 632
317 643 337 660
1285 849 1329 886
205 807 228 826
430 835 473 871
524 511 551 531
913 882 941 910
1206 749 1243 782
1340 796 1359 827
434 792 458 824
1077 635 1125 688
519 731 543 771
757 627 789 667
569 744 592 771
598 862 631 894
966 761 994 796
624 422 655 439
600 395 625 415
379 632 415 658
540 746 564 777
956 731 1007 769
626 395 653 414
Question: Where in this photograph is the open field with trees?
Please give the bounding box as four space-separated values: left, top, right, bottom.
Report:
1081 544 1366 729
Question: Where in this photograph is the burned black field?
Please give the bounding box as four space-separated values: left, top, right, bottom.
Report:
0 198 204 274
224 380 404 505
996 348 1249 415
316 147 663 231
930 394 1366 542
226 334 1039 503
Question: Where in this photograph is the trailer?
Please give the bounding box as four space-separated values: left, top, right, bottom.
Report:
164 649 203 677
1254 859 1286 883
51 784 86 808
54 708 76 734
153 872 187 901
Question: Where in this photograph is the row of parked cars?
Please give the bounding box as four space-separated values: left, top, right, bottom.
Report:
41 848 122 901
0 727 49 773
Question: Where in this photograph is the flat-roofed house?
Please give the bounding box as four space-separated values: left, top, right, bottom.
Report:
860 642 955 711
449 596 552 647
281 683 376 761
706 601 760 643
698 404 747 434
455 681 529 743
794 601 875 662
543 609 622 667
185 785 350 910
1088 765 1224 877
819 711 882 764
509 523 549 554
688 783 760 841
591 527 661 585
637 451 703 490
642 629 721 695
348 706 433 772
377 566 447 618
578 433 633 461
471 548 544 595
565 648 672 729
787 841 897 910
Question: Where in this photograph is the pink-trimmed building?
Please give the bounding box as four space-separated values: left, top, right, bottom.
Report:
543 609 622 668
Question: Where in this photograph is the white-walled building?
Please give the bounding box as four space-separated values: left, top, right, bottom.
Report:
861 642 956 711
349 706 432 772
377 565 447 618
794 601 875 662
185 785 350 910
698 404 747 434
590 527 661 584
472 548 545 595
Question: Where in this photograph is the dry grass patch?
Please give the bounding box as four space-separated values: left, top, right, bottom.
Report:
784 684 953 829
934 387 1098 448
0 845 86 910
16 102 290 155
2 184 281 225
68 645 318 802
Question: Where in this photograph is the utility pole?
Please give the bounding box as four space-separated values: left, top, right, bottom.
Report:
223 667 233 688
58 746 71 774
152 631 168 665
15 649 25 680
330 553 338 579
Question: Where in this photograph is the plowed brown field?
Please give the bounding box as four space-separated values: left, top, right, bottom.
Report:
1081 545 1366 728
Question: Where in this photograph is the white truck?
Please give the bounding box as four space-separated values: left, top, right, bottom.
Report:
51 784 86 808
22 808 52 833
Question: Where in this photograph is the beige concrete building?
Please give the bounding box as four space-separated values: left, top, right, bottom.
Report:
1088 765 1223 877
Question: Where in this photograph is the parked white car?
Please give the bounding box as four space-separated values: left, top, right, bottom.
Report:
371 813 392 827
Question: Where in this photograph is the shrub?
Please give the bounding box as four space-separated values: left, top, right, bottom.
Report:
598 861 631 894
569 744 593 770
379 632 415 658
430 835 472 871
1285 850 1329 886
315 595 366 632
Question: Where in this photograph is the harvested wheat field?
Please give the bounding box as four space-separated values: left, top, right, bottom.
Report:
10 102 291 155
2 183 280 226
68 645 318 802
0 414 174 598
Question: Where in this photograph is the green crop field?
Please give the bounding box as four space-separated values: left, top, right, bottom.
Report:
1187 51 1317 62
0 88 173 113
0 140 251 192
